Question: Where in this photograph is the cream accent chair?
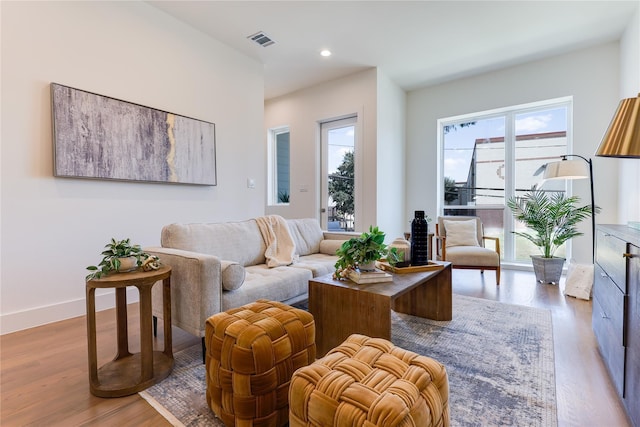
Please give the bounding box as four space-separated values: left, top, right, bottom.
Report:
434 216 501 285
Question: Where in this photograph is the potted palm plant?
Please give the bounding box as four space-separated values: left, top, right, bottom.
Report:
333 226 402 280
507 186 598 284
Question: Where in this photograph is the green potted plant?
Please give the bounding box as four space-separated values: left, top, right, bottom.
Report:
333 226 402 280
86 238 160 280
507 186 598 284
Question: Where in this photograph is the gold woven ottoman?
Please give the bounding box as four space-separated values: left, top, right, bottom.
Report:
289 334 449 427
205 299 316 427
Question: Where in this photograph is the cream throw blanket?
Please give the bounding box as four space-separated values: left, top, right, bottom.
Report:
256 215 298 267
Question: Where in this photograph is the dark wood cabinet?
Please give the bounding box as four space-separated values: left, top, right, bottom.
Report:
626 240 640 427
593 225 640 427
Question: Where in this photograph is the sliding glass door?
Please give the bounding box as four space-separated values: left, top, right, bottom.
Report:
439 98 571 263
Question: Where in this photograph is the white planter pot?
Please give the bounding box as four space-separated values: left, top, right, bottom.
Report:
116 256 138 273
358 261 377 272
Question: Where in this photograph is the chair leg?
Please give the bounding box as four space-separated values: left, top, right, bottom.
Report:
153 315 157 337
496 266 501 286
202 337 206 364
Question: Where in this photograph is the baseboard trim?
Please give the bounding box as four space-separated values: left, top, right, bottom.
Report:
1 288 140 335
501 261 568 274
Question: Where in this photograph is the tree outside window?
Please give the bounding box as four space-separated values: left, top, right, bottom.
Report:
328 151 354 223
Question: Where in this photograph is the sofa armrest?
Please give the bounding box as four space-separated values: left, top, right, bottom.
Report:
145 247 223 338
433 235 446 261
322 231 361 240
482 236 501 255
318 231 360 255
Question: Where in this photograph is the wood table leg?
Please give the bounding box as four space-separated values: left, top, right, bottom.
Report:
86 287 99 388
162 277 173 358
138 285 153 382
114 287 131 360
393 264 452 321
310 282 392 357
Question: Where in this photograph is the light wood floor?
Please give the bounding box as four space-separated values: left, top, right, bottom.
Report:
0 269 631 426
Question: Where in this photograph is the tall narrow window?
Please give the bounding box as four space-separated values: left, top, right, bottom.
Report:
268 127 290 205
439 98 571 264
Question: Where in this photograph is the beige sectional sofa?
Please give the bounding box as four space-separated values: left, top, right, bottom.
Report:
145 217 355 339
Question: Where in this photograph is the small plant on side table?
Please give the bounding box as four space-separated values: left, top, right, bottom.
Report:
86 238 160 280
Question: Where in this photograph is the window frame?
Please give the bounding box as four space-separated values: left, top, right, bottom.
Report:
267 126 290 206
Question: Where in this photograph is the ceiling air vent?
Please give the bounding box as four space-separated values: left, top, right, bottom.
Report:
247 31 275 47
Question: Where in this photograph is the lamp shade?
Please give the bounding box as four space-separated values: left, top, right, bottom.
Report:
595 94 640 158
542 159 589 180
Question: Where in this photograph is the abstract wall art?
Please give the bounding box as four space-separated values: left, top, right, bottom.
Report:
51 83 216 185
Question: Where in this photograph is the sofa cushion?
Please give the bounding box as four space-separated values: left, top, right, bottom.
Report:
287 218 324 256
220 260 245 291
161 220 266 267
290 253 339 277
445 246 499 267
222 265 312 311
443 219 480 248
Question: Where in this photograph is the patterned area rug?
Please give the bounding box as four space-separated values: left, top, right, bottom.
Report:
140 295 557 426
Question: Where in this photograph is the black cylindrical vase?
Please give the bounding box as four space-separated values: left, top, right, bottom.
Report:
411 210 429 266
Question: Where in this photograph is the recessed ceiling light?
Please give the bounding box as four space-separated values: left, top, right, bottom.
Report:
320 49 332 57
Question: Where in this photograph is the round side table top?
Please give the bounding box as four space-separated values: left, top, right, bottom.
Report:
86 265 171 288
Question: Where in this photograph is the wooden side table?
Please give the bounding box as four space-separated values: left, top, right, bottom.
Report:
86 266 173 397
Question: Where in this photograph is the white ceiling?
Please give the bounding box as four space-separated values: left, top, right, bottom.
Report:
147 1 639 100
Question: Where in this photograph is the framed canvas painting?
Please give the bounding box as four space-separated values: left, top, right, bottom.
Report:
51 83 216 185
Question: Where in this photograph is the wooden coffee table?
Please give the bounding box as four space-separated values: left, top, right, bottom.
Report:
309 262 452 356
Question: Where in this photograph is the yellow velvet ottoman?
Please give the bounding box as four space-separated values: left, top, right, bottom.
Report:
289 334 449 427
205 299 316 427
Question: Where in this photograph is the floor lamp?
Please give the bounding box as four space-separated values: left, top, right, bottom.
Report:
542 155 596 263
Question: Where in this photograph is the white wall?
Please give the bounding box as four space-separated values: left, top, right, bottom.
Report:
376 70 408 240
407 43 621 265
617 7 640 224
264 68 407 240
264 69 379 228
0 2 265 333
